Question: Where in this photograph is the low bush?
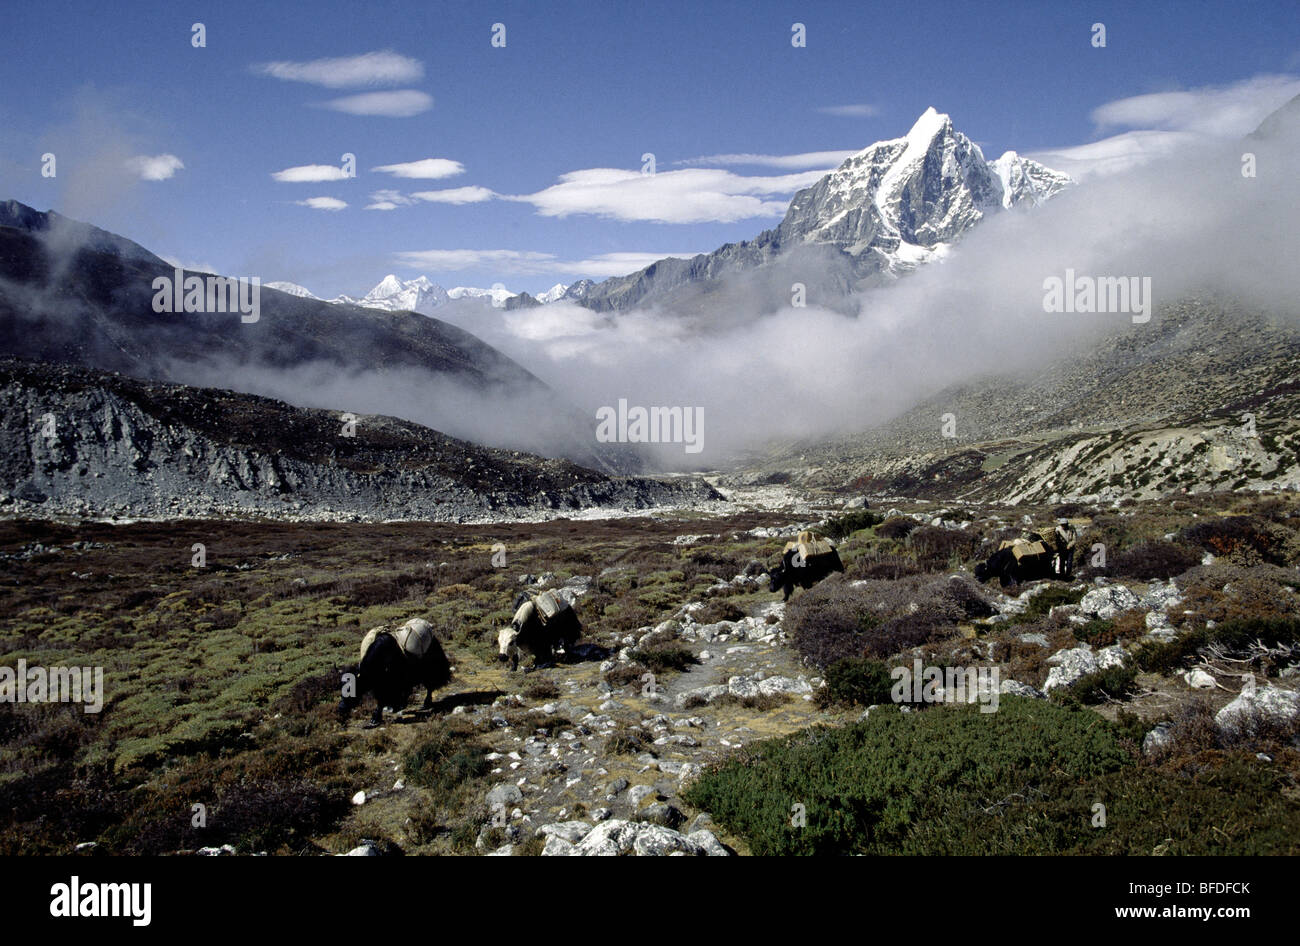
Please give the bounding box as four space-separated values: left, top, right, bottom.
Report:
1179 515 1297 566
402 722 491 793
1135 616 1300 674
875 516 918 541
1052 665 1138 705
822 509 882 540
907 526 982 571
684 698 1130 855
817 658 894 708
683 698 1300 855
628 644 697 675
1107 540 1202 580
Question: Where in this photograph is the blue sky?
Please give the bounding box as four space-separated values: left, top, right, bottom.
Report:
1 0 1298 297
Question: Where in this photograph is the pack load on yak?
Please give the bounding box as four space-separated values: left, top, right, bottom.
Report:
768 530 844 601
527 589 571 623
340 617 453 727
789 530 836 562
499 589 581 671
975 519 1080 586
360 619 437 664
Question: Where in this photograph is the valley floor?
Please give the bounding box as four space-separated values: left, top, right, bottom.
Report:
1 492 1298 855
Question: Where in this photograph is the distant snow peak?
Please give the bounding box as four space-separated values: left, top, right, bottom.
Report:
349 273 451 315
265 281 320 300
448 285 516 306
536 283 570 304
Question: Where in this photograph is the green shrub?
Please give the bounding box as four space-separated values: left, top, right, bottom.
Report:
999 586 1084 628
402 725 490 793
1052 665 1138 705
684 698 1131 856
684 698 1300 855
818 658 895 708
1134 617 1300 674
822 510 882 540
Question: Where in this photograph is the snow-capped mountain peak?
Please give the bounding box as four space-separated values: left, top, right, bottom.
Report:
265 281 320 300
367 274 406 299
778 106 1072 272
536 283 570 304
447 285 516 306
989 150 1073 209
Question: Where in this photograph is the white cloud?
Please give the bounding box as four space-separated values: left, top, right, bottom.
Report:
295 197 347 211
125 153 184 181
371 158 464 179
390 248 696 277
553 252 697 277
509 166 826 224
411 186 496 204
271 163 352 183
1028 75 1300 181
817 104 880 118
1027 130 1199 183
394 249 556 270
1091 75 1300 137
318 90 433 117
161 255 219 273
675 150 855 169
254 50 423 88
364 188 414 210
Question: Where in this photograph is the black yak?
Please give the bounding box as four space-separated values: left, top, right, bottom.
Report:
768 532 844 601
498 591 581 671
338 618 452 727
975 524 1076 588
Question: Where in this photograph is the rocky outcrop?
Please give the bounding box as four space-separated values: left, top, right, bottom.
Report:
0 359 724 522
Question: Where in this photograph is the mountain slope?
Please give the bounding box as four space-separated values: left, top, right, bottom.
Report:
0 206 539 391
0 358 723 521
0 201 645 472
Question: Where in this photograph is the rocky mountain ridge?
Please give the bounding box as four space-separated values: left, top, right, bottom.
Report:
0 359 723 521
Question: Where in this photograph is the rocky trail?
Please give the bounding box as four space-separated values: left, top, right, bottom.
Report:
333 573 836 856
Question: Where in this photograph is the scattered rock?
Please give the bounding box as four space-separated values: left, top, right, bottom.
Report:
539 821 592 844
1079 585 1140 620
1215 685 1300 730
1143 722 1174 756
1043 644 1099 693
1000 679 1046 700
486 783 523 810
638 802 685 829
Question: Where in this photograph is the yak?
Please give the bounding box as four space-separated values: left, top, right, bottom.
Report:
498 591 581 672
338 617 452 727
768 535 844 602
974 536 1071 588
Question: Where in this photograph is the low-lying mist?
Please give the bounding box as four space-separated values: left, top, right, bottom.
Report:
420 127 1300 471
10 108 1298 478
